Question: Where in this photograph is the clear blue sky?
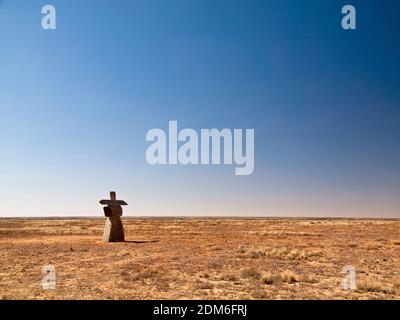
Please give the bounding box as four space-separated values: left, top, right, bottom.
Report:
1 0 399 217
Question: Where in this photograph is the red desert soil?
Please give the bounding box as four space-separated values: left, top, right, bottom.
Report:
0 218 399 300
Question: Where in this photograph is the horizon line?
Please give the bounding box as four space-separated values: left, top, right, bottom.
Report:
0 215 399 220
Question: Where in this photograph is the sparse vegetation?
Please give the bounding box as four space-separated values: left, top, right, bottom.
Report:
256 231 322 237
280 270 298 284
298 273 318 283
121 268 161 283
264 247 322 260
248 248 266 259
0 217 398 299
195 280 214 290
241 267 262 280
240 246 323 261
357 278 386 293
220 273 239 282
393 277 400 291
208 258 224 270
261 273 277 285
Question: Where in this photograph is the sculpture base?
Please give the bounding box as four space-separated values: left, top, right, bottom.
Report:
102 216 125 242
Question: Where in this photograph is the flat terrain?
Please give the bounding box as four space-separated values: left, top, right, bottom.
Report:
0 218 399 300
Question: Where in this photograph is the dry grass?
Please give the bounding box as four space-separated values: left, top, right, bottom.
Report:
220 273 239 282
298 273 318 283
136 269 159 280
392 277 400 292
264 247 322 260
194 280 214 290
241 267 262 280
0 217 399 299
261 273 278 285
248 248 266 259
357 278 387 293
244 246 322 260
279 270 298 284
259 270 317 286
207 258 224 270
258 231 322 237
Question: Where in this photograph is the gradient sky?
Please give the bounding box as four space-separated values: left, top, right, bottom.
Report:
1 0 399 217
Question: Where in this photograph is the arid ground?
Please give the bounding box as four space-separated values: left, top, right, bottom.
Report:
0 218 399 300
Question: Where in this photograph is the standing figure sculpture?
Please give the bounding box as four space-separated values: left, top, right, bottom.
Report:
99 191 127 242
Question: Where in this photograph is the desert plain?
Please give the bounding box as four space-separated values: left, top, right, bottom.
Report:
0 217 399 300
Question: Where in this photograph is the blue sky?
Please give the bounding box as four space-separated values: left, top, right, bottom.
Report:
1 0 399 217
